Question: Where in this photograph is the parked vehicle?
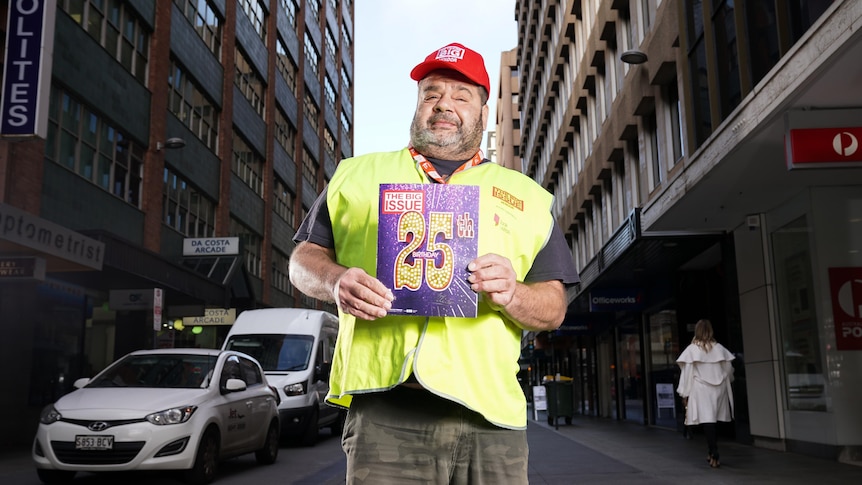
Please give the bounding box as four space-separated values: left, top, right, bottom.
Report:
32 349 280 484
222 308 343 445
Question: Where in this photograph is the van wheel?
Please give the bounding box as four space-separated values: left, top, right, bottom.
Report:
299 408 319 447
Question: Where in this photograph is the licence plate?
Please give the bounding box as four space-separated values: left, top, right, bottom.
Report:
75 435 114 450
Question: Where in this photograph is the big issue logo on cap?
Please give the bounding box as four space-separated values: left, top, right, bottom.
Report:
410 42 490 94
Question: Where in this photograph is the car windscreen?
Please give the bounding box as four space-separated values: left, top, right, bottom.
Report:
225 334 313 372
88 354 217 388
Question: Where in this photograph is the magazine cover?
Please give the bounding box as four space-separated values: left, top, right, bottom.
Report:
377 183 480 317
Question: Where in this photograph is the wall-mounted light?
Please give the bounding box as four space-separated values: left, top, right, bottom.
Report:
156 137 186 151
620 50 648 65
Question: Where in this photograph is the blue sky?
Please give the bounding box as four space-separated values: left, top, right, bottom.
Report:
352 1 518 156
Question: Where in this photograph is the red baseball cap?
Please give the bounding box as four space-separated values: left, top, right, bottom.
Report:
410 42 490 95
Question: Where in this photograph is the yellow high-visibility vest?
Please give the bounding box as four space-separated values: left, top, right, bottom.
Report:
325 148 554 429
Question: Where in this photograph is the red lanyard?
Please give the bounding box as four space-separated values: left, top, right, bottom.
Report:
409 145 484 184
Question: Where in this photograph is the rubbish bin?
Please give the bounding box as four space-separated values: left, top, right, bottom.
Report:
544 380 574 428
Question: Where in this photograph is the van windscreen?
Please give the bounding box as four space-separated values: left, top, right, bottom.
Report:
225 334 313 372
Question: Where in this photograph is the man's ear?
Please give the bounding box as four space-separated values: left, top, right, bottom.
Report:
481 104 490 130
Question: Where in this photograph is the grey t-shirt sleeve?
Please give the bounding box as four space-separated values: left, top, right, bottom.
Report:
293 186 334 248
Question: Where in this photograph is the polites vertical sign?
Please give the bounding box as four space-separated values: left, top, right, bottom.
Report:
1 0 57 138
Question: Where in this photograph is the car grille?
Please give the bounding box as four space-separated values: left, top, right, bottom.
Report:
51 441 145 465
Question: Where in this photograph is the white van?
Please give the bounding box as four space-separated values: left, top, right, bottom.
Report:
222 308 343 445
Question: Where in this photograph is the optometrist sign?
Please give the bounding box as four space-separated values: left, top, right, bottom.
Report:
0 0 56 138
829 267 862 351
786 127 862 170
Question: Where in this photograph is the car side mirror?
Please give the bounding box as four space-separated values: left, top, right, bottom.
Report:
222 378 247 394
73 378 90 389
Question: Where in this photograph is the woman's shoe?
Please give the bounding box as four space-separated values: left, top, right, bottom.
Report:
708 454 720 468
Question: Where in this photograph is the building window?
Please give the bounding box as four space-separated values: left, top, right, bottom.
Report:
276 36 298 95
239 0 267 41
173 0 222 56
168 60 220 153
163 167 216 237
304 93 319 131
644 111 661 189
340 109 351 138
324 76 336 109
302 147 319 187
45 87 144 207
59 0 150 84
341 24 352 53
307 0 320 19
273 177 295 226
325 26 337 58
281 0 298 27
274 108 296 157
232 132 264 197
340 66 352 103
304 33 319 76
323 127 335 158
235 46 266 118
685 0 712 147
712 0 741 119
666 80 684 165
272 248 293 294
230 218 262 278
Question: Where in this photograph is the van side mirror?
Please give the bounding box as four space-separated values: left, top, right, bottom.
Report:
315 362 332 382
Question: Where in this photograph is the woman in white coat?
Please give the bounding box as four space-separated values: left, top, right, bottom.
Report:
676 319 735 468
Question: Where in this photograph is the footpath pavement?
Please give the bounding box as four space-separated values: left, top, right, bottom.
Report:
527 411 862 484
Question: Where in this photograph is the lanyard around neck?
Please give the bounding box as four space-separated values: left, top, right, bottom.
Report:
409 145 484 184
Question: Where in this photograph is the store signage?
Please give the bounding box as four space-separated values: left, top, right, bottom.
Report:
828 267 862 351
0 256 45 280
786 127 862 169
589 288 645 312
109 289 157 311
183 237 240 256
0 203 104 270
153 288 163 331
0 0 56 138
182 308 236 326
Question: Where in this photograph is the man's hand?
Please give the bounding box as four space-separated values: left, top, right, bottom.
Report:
466 253 517 309
333 267 394 320
290 241 394 320
467 253 566 331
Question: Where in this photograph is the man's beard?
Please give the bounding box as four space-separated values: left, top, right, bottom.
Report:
410 113 484 159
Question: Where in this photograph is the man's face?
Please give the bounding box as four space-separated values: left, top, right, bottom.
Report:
409 71 489 160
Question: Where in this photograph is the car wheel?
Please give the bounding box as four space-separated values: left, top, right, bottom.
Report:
299 407 319 447
36 469 76 483
255 419 280 465
184 427 220 485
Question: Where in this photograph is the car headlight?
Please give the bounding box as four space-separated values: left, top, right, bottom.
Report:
284 382 307 396
146 406 197 425
40 405 62 425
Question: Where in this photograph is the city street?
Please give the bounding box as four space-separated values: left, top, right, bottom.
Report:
1 430 346 485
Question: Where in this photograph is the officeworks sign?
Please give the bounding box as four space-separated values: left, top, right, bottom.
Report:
183 237 240 256
589 288 645 312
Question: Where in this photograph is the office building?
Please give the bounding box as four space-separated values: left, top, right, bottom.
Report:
509 0 861 463
0 0 353 446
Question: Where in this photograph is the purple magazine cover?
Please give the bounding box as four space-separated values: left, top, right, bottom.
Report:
377 183 479 317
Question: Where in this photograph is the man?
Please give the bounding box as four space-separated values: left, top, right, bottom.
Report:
290 42 579 484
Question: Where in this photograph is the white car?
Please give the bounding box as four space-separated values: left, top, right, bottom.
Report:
32 348 280 484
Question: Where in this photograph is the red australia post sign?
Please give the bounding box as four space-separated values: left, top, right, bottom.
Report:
377 183 479 317
828 267 862 351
